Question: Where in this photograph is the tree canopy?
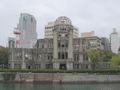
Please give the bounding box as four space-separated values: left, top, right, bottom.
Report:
111 53 120 69
0 48 9 66
87 48 100 61
86 48 100 70
86 48 113 70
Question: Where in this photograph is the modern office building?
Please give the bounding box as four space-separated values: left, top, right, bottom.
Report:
45 21 79 38
44 22 54 38
17 13 37 48
81 31 95 37
73 26 79 38
110 28 119 54
84 36 104 50
81 31 111 51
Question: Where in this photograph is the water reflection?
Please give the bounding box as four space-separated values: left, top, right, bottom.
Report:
0 83 120 90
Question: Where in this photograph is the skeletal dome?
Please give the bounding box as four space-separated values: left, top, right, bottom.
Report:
55 16 72 25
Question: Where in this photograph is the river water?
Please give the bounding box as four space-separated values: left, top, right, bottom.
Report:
0 83 120 90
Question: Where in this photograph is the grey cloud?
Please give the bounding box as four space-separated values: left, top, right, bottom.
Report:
0 0 120 46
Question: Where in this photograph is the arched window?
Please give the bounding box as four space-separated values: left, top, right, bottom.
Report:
58 42 60 47
62 44 64 47
58 52 60 59
65 52 68 59
62 53 64 59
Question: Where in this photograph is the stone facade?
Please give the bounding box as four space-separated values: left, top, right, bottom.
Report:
8 16 110 70
9 16 88 70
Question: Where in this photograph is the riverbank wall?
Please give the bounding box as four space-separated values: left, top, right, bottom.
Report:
0 72 120 83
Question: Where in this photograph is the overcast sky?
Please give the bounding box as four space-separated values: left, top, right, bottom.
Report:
0 0 120 46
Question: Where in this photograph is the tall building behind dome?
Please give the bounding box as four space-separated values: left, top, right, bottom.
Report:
45 21 79 39
44 22 54 38
81 31 95 37
110 28 119 54
17 13 37 48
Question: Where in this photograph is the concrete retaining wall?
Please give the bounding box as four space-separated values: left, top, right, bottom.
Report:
0 72 120 83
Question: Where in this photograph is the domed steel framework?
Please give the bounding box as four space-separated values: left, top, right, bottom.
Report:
55 16 72 25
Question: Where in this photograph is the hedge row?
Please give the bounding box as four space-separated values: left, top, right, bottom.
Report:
0 69 120 74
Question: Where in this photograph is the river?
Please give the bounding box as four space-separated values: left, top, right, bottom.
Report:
0 83 120 90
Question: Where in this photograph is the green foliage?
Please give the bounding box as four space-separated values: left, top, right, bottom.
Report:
0 48 9 66
0 69 120 74
111 53 120 69
86 48 101 70
86 48 113 70
100 50 113 62
87 48 100 61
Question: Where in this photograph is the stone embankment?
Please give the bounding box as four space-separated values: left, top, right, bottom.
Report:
0 72 120 83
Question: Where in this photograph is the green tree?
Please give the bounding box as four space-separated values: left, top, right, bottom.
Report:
100 50 113 62
86 48 100 70
111 53 120 69
0 48 9 67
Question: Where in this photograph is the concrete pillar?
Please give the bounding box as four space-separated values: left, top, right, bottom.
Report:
79 54 83 63
53 30 58 69
53 31 58 59
68 30 73 59
67 29 73 70
9 38 15 69
88 57 91 69
53 63 59 70
41 63 46 69
11 48 15 69
67 63 73 70
79 64 82 69
21 48 26 69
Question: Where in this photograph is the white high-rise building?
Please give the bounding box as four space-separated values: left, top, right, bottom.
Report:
45 21 79 38
110 28 119 54
17 13 37 48
44 22 54 38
